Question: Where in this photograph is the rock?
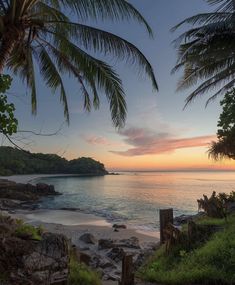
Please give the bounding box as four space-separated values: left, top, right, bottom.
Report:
133 253 145 269
0 180 60 204
36 183 57 196
112 224 127 229
174 212 206 226
174 214 193 225
79 252 91 265
79 233 97 244
99 259 114 269
119 236 140 249
107 247 125 263
79 246 89 251
98 239 115 250
0 214 70 285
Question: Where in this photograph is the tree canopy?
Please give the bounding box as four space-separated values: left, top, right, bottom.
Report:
209 89 235 160
0 146 108 176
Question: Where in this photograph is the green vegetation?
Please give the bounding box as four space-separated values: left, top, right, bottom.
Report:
139 214 235 285
69 254 101 285
0 0 157 128
14 223 43 241
197 191 235 218
0 146 108 176
0 75 18 136
209 89 235 160
173 0 235 108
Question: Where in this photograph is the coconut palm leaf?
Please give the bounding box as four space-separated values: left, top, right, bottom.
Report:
0 0 157 127
173 0 235 107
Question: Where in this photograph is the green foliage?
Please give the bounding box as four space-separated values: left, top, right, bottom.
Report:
0 0 157 128
140 214 235 285
14 224 43 241
197 191 235 218
69 255 101 285
0 146 108 176
0 75 18 135
209 89 235 160
172 0 235 108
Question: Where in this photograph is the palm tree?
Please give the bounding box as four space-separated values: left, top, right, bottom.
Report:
0 0 157 128
172 0 235 107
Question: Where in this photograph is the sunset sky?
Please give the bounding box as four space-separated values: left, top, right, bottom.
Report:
4 0 235 171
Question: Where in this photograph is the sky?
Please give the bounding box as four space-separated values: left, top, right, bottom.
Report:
3 0 235 171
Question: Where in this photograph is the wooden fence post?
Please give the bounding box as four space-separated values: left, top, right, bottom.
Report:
120 254 134 285
160 208 173 244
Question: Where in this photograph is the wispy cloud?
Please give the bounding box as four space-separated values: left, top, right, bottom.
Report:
110 127 216 156
84 135 124 147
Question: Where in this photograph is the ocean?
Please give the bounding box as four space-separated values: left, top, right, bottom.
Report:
36 171 235 232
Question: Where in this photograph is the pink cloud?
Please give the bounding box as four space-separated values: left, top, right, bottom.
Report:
85 135 110 145
110 127 216 156
84 135 124 147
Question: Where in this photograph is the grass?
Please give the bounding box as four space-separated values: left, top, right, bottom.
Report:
14 223 43 240
139 213 235 285
68 254 101 285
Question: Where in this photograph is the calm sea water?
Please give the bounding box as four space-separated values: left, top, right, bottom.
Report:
37 172 235 231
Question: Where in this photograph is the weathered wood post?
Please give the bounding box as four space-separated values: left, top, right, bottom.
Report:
160 208 173 244
120 254 134 285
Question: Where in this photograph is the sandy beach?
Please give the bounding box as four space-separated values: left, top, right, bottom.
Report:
5 209 160 246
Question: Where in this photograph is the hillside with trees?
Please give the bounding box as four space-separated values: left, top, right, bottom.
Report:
0 147 108 176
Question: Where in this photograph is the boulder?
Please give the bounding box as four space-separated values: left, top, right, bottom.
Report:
0 231 69 285
119 236 140 249
112 224 127 229
79 233 97 244
107 247 125 263
79 252 91 265
98 239 115 250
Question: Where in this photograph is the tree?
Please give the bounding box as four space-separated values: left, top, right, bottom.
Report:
208 89 235 160
172 0 235 107
0 74 18 135
0 0 157 128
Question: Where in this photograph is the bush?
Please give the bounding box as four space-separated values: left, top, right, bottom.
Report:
14 224 43 240
69 256 101 285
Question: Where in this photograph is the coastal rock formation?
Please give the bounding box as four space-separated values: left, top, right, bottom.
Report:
0 179 61 211
79 233 97 244
0 221 69 285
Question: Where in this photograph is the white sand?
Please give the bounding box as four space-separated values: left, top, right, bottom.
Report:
0 174 76 184
6 209 160 245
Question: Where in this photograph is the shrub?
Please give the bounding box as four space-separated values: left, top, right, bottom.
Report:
15 224 42 240
69 256 101 285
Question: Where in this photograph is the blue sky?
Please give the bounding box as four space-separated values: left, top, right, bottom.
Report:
3 0 235 171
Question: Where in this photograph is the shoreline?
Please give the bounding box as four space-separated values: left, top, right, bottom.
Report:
0 174 160 241
0 173 110 184
4 209 159 245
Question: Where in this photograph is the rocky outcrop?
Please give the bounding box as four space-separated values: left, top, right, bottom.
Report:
0 216 69 285
0 179 61 211
76 233 158 282
79 233 97 244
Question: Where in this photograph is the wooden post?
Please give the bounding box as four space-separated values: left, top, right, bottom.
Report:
120 254 134 285
160 208 173 244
